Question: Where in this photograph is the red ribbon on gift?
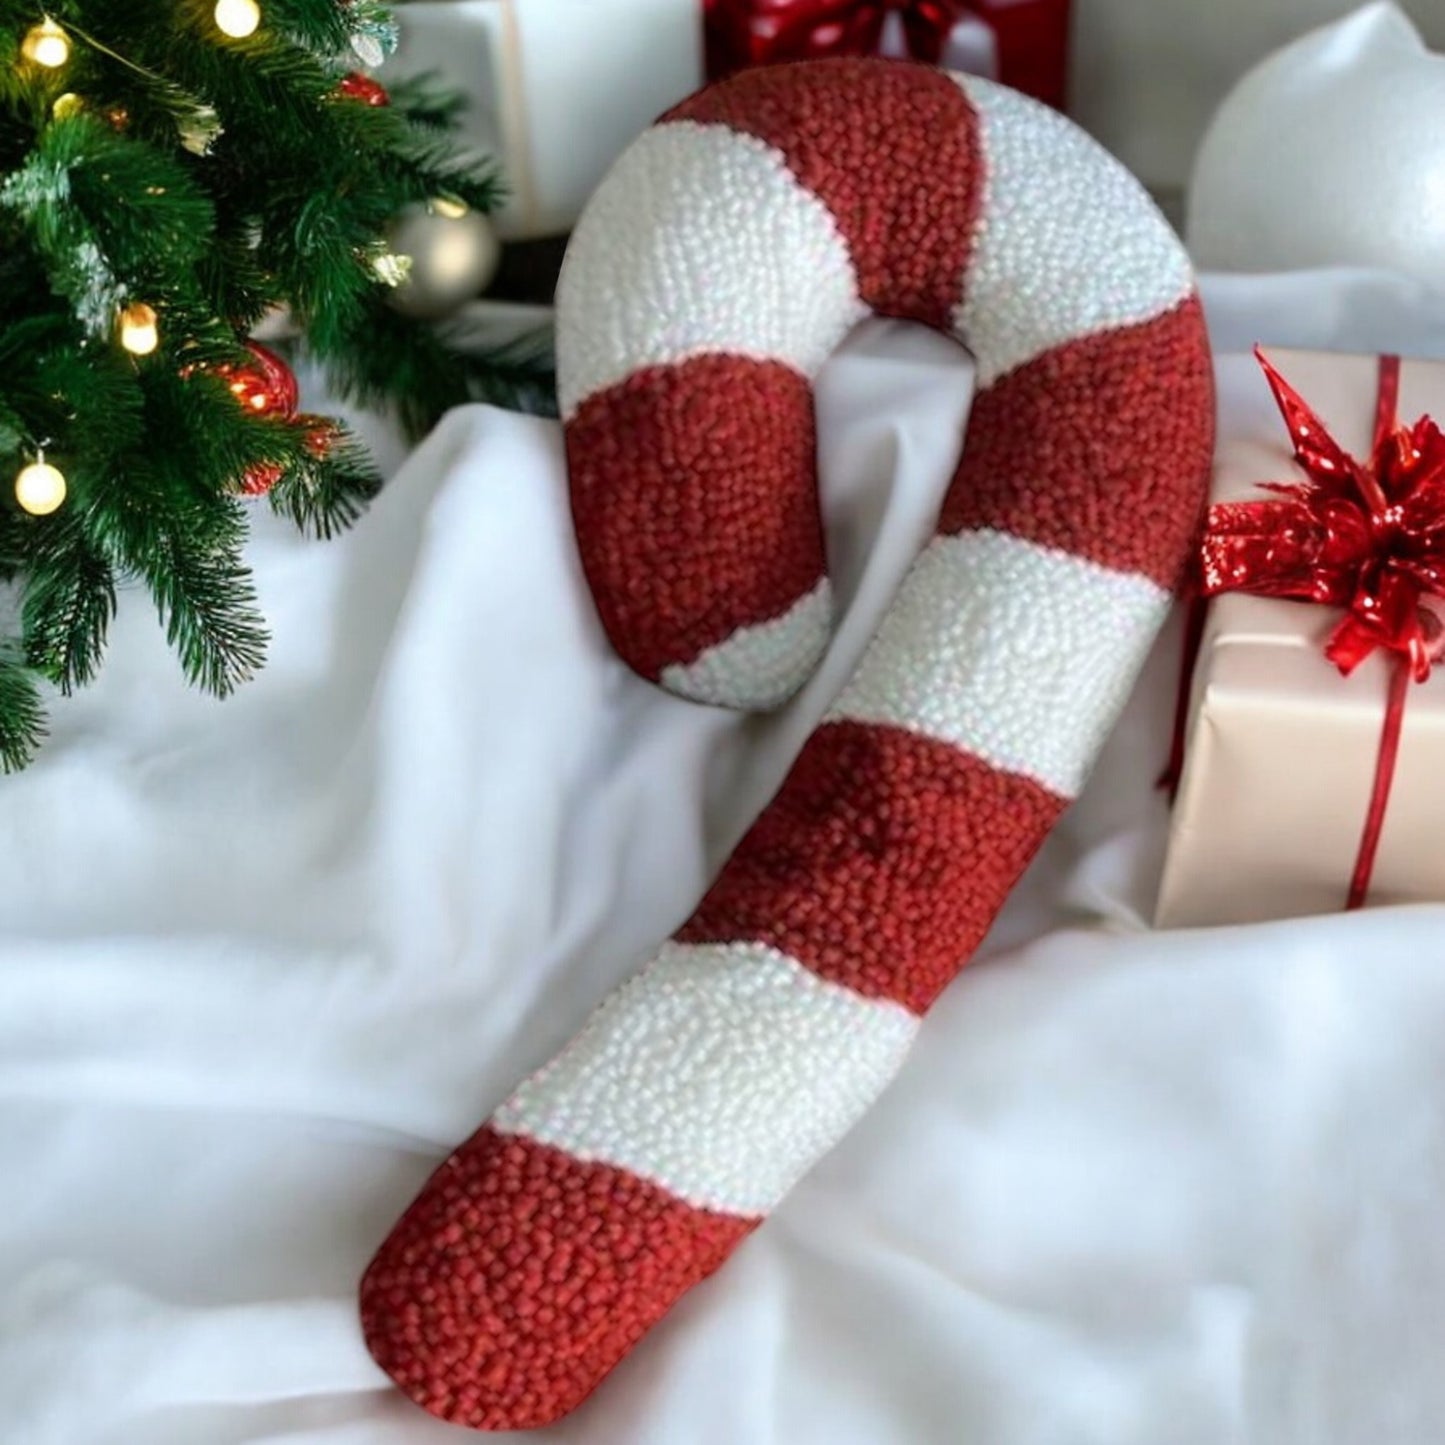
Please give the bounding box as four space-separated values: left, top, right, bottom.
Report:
703 0 1072 110
1177 350 1445 910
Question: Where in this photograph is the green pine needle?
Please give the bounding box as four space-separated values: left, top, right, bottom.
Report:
22 511 116 691
0 642 46 773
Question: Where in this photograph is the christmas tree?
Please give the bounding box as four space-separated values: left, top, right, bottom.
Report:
0 0 552 771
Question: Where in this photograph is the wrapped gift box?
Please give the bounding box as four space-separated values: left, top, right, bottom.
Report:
705 0 1072 108
383 1 705 240
1155 348 1445 929
384 1 1072 244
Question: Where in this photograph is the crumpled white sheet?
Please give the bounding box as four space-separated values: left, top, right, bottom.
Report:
6 268 1445 1445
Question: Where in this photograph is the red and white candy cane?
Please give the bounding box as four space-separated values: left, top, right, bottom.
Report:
361 58 1214 1431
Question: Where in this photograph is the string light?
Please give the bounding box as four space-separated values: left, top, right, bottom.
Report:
367 247 412 288
15 454 66 516
22 17 71 68
213 0 261 39
118 301 159 356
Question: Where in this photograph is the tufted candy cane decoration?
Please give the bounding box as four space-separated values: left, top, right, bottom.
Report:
360 58 1215 1431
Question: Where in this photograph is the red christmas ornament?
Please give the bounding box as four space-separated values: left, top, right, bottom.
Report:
219 340 300 420
213 342 301 496
336 71 390 106
238 461 285 496
297 414 339 458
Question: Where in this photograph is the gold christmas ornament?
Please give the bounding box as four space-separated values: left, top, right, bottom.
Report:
118 301 159 355
51 91 84 120
22 17 71 68
15 456 66 516
213 0 261 39
385 204 500 320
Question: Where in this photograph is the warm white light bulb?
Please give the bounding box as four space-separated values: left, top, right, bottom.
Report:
22 17 71 68
118 302 159 356
15 458 66 516
213 0 260 39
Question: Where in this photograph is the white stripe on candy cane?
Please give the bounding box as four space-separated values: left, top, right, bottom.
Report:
556 121 867 420
828 528 1170 798
491 939 920 1218
660 578 833 710
952 75 1195 390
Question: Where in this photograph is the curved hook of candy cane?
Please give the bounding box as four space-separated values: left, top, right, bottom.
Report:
361 60 1214 1431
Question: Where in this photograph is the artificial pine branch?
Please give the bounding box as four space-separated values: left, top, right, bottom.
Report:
318 295 557 442
0 0 553 772
0 640 44 769
384 71 466 132
20 509 115 690
264 421 381 539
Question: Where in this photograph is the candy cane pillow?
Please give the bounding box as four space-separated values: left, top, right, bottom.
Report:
361 57 1215 1432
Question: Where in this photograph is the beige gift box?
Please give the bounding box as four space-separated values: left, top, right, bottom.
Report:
1155 348 1445 929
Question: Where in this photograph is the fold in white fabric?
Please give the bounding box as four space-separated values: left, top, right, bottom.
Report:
5 270 1445 1445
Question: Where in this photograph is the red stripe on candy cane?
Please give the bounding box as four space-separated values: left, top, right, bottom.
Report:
567 355 824 688
940 298 1216 590
666 59 985 330
360 1128 757 1430
678 720 1065 1013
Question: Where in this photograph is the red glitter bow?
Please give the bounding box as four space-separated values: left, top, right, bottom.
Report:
1201 349 1445 682
704 0 971 73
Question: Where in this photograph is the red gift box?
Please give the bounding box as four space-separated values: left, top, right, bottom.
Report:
703 0 1072 110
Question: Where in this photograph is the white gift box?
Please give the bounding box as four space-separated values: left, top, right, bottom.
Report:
384 0 705 240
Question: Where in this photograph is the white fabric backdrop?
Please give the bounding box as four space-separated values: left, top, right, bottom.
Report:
6 268 1445 1444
